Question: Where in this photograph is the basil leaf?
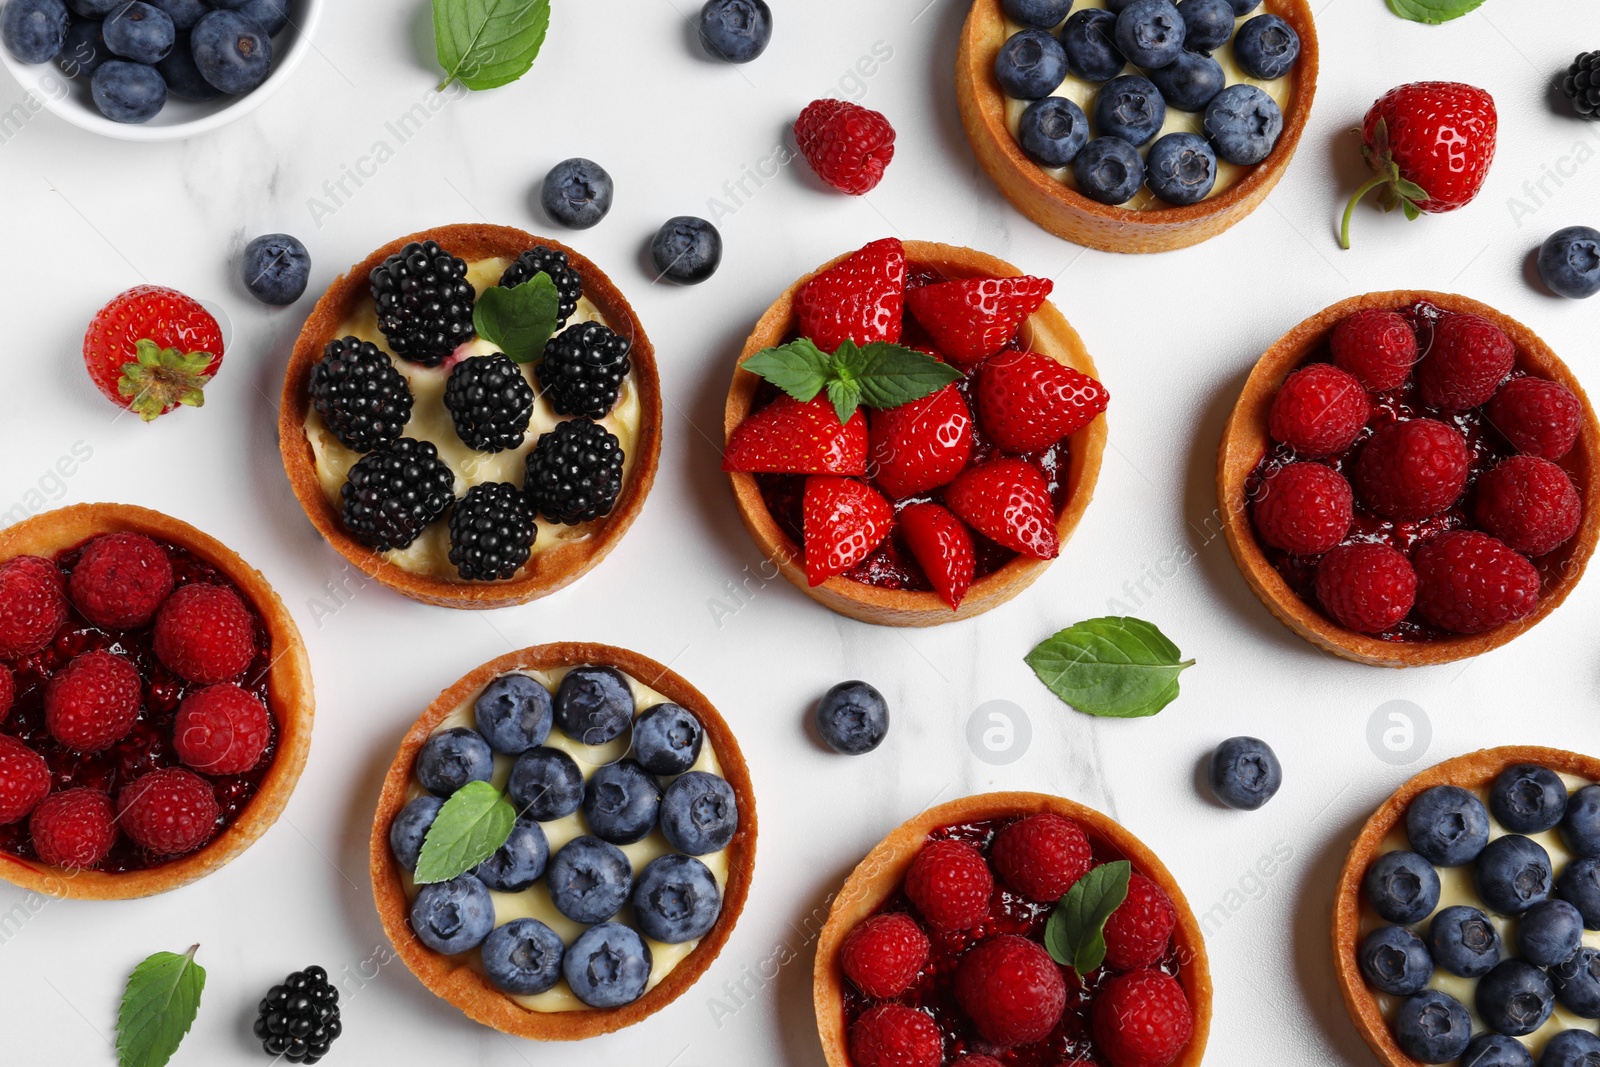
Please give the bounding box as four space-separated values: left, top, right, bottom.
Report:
1026 617 1194 719
117 946 205 1067
1387 0 1486 23
414 781 516 884
1044 862 1132 977
853 342 964 410
741 338 833 403
473 272 559 364
434 0 551 92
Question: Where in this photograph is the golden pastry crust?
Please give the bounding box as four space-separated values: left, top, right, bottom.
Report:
369 643 757 1040
278 224 663 610
813 791 1211 1067
0 503 314 900
724 241 1108 627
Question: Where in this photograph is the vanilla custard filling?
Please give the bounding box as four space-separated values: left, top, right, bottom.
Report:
304 257 643 581
401 667 730 1014
999 0 1294 209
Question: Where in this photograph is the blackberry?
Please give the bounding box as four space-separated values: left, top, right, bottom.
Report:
499 245 584 330
1565 52 1600 120
449 482 537 581
253 965 342 1064
524 419 625 525
369 240 476 366
340 437 455 550
537 321 632 419
308 336 413 452
443 354 535 453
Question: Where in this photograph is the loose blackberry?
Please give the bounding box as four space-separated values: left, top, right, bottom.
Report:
524 418 625 525
1565 52 1600 120
537 321 632 419
443 354 535 453
340 437 455 550
499 245 584 330
449 482 537 581
253 965 342 1064
369 240 476 366
308 336 413 452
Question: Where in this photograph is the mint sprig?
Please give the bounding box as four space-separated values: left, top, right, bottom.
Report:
434 0 551 92
1387 0 1487 23
741 337 963 423
1026 617 1194 719
473 271 560 363
1044 862 1132 978
414 781 517 884
117 946 206 1067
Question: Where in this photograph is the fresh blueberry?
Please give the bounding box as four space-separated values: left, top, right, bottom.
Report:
103 2 172 63
1002 0 1072 27
1093 74 1166 146
697 0 770 64
1490 764 1569 834
68 0 120 15
632 703 704 776
1104 0 1136 10
56 18 107 77
1427 905 1501 978
1148 50 1225 112
1558 857 1600 928
2 0 68 62
1058 9 1125 83
1553 946 1600 1018
546 836 633 924
1358 925 1434 996
1203 83 1284 165
146 0 204 31
1113 0 1185 69
1146 132 1217 206
661 770 738 856
475 674 554 756
1392 989 1471 1064
582 759 662 845
1543 1030 1600 1067
1208 736 1283 810
1177 0 1234 51
562 923 652 1009
1519 899 1583 969
240 233 310 306
415 727 494 797
1539 226 1600 299
156 36 217 98
1459 1034 1534 1067
237 0 287 35
409 874 495 954
814 681 889 756
507 747 585 821
632 853 723 944
1475 835 1553 916
480 918 565 996
472 818 549 892
993 27 1067 100
650 216 721 285
1476 959 1555 1037
1018 96 1090 167
541 157 614 230
91 59 165 122
554 666 635 746
1222 0 1261 11
389 795 444 871
1073 136 1145 205
1406 785 1491 867
1233 13 1299 79
191 9 272 93
1363 850 1441 925
1564 785 1600 859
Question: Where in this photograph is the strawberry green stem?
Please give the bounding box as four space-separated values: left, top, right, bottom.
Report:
1340 172 1392 250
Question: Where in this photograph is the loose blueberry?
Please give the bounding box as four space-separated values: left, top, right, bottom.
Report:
1073 136 1145 205
1002 0 1072 28
562 922 652 1009
1564 785 1600 859
994 27 1068 100
546 836 633 924
553 666 635 746
1113 0 1185 69
1358 925 1434 996
1475 959 1555 1037
650 216 722 285
237 0 287 35
56 18 107 78
1558 856 1600 928
632 703 704 777
814 681 889 755
2 0 69 63
156 36 217 99
1058 8 1125 83
475 674 554 756
1539 226 1600 299
541 157 614 230
1203 83 1284 165
472 818 549 892
1148 50 1225 112
389 795 444 871
410 874 495 954
1177 0 1234 51
1518 899 1583 969
582 759 662 845
507 747 585 821
1553 946 1600 1018
1427 905 1501 978
1093 74 1167 146
1017 96 1090 167
697 0 771 64
1406 785 1491 867
146 0 204 31
1233 13 1299 80
480 918 565 996
660 770 738 856
1208 736 1283 810
1475 835 1553 916
1490 764 1568 834
632 853 723 944
1544 1030 1600 1067
191 9 271 93
91 59 165 122
103 2 172 64
1146 131 1218 206
1392 989 1471 1063
241 233 311 306
1459 1033 1534 1067
415 727 494 797
1364 850 1441 925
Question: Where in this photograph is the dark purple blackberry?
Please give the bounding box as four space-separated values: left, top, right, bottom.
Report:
1565 52 1600 119
443 354 535 453
499 245 584 330
449 482 537 581
340 437 455 550
308 336 413 452
524 418 625 525
253 965 342 1064
369 240 476 366
536 321 632 419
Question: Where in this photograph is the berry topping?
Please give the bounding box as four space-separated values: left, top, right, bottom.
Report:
954 933 1067 1047
67 531 174 630
977 350 1109 455
1391 989 1471 1064
991 813 1093 902
1412 530 1540 635
481 918 565 996
499 245 584 328
564 922 652 1008
443 354 535 453
308 337 414 454
1486 377 1583 460
802 476 893 586
553 666 634 745
848 1004 942 1067
369 240 476 367
904 839 993 932
945 457 1060 560
1251 461 1354 556
1353 418 1470 521
632 702 703 776
0 555 68 659
898 503 975 611
1315 542 1418 634
1416 312 1514 412
1267 364 1368 457
660 770 739 856
524 418 625 526
0 735 50 825
631 853 721 944
1105 874 1179 971
1473 455 1582 557
537 321 632 419
814 680 891 755
1092 969 1195 1067
547 836 632 924
340 437 456 550
411 874 496 954
153 582 256 684
82 285 224 422
1232 12 1299 79
28 787 117 869
724 395 869 476
448 481 537 582
868 384 974 499
44 649 141 752
794 237 906 354
841 912 930 999
794 98 897 196
1330 308 1418 391
995 28 1068 101
254 965 342 1065
904 275 1052 367
117 766 219 857
174 683 272 775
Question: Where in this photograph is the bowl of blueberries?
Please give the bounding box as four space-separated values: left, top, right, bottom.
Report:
0 0 323 140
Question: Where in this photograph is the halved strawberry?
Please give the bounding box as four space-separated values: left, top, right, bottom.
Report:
946 458 1059 559
978 352 1109 454
904 276 1052 367
794 238 906 355
868 384 974 499
724 395 868 475
83 286 225 422
900 503 976 610
803 477 893 586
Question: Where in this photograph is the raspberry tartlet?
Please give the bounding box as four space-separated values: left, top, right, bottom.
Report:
1218 292 1600 667
370 643 755 1040
280 224 663 610
815 792 1211 1067
0 503 312 899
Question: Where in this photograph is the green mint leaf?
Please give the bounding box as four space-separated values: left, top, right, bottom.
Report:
853 342 965 410
473 272 560 363
742 337 962 424
1025 617 1194 719
117 946 205 1067
826 378 863 424
1387 0 1486 23
1044 862 1132 978
414 781 516 884
741 338 833 403
829 339 869 384
434 0 551 92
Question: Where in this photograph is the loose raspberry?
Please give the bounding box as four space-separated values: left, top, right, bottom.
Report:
0 555 68 660
1353 418 1469 520
1251 462 1354 556
1412 530 1540 635
954 934 1067 1047
44 649 142 752
1104 874 1178 971
0 735 50 825
153 583 256 684
848 1004 941 1067
1473 455 1582 557
991 813 1093 903
1092 969 1195 1067
1315 543 1418 634
1330 309 1419 391
1416 312 1514 412
794 99 897 196
1486 377 1582 459
841 912 930 999
174 684 273 776
1267 364 1368 456
67 533 174 630
118 767 220 857
29 787 117 869
0 664 12 723
905 839 994 932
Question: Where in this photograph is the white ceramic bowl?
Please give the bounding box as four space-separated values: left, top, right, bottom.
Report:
0 0 324 141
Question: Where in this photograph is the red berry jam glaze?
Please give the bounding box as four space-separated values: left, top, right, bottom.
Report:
0 539 277 873
840 817 1183 1067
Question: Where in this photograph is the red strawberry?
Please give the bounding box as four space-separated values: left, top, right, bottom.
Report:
118 767 220 857
946 458 1060 560
899 503 975 611
794 237 906 354
848 1004 941 1067
0 555 68 660
802 477 893 586
45 650 142 752
0 735 50 825
868 385 973 498
1103 874 1178 971
83 285 225 422
29 788 117 869
1092 970 1195 1067
905 276 1052 367
905 839 994 932
840 912 930 999
724 395 868 475
991 813 1094 903
174 683 273 775
794 99 898 196
67 532 175 630
977 351 1109 454
954 934 1067 1047
153 583 257 684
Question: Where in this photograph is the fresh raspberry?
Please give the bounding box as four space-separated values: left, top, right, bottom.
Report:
954 934 1068 1047
44 649 142 752
840 912 930 999
0 664 12 723
991 813 1093 902
153 583 256 684
1267 364 1368 456
794 99 897 196
1330 309 1419 391
1251 462 1354 556
29 787 117 869
1412 530 1540 635
118 767 220 857
1473 455 1583 557
848 1004 941 1067
67 532 175 630
1315 543 1418 634
0 735 50 825
1486 377 1583 460
1104 875 1178 971
1416 312 1514 412
174 684 273 775
1092 969 1195 1067
1352 418 1469 520
905 839 994 932
0 555 68 660
794 237 905 354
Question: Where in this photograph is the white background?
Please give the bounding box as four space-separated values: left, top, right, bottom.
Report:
2 1 1600 1064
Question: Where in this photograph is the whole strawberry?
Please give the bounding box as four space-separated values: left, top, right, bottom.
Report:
794 99 897 196
1340 82 1497 249
83 286 225 422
